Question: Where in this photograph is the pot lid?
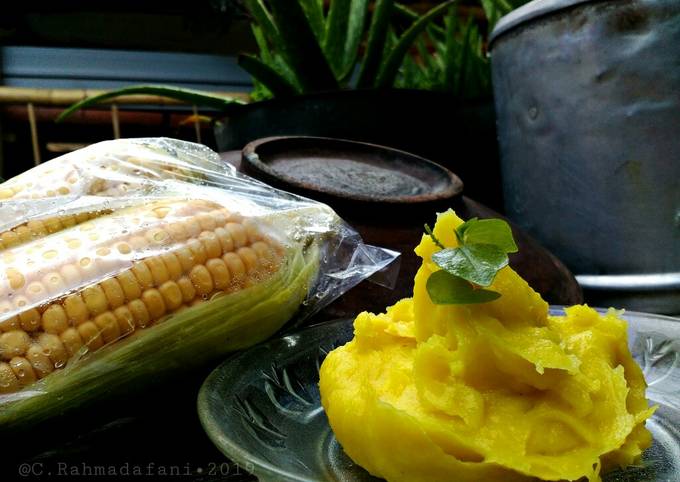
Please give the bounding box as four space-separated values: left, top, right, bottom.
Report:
489 0 592 47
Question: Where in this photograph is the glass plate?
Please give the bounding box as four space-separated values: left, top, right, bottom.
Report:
197 308 680 482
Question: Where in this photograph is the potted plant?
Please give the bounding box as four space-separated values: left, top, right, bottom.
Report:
58 0 526 210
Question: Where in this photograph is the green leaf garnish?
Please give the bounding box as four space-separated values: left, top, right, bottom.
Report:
431 244 509 287
425 216 517 306
456 218 518 253
426 270 501 304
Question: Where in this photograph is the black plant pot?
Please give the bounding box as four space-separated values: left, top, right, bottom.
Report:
215 89 503 211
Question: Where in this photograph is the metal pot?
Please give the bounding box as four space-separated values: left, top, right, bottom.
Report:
490 0 680 313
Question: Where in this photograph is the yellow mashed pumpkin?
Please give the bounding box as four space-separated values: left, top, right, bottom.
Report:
319 210 654 482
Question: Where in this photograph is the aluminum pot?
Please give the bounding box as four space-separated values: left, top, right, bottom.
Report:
490 0 680 313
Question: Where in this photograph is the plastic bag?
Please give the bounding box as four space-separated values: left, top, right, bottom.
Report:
0 138 398 430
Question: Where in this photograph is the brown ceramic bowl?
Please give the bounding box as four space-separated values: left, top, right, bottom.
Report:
242 136 464 222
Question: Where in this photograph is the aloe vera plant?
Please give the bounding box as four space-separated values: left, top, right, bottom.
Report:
57 0 527 122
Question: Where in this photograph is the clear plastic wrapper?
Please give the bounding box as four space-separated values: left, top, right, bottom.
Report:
0 138 398 430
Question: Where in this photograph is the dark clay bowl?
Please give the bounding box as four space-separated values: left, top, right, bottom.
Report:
242 136 463 222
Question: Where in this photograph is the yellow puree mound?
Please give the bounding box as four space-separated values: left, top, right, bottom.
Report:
319 211 654 482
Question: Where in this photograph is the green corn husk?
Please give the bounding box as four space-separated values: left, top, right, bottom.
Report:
0 244 318 432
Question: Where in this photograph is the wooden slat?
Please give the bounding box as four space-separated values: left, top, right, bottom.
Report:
27 102 41 165
111 104 121 139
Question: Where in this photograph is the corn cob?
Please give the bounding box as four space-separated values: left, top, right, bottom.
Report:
0 211 109 251
0 140 216 202
0 199 290 395
2 245 315 433
0 158 110 201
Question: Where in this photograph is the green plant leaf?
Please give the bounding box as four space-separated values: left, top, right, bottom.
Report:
397 53 417 88
431 244 508 287
456 218 518 253
324 0 352 77
251 24 273 64
356 0 393 88
480 0 500 29
251 24 303 93
250 80 272 101
270 54 304 92
455 16 474 98
238 54 298 97
482 0 520 30
426 270 501 304
375 0 456 88
442 7 458 92
340 0 369 82
415 36 437 84
394 4 445 43
244 0 281 46
267 0 339 92
299 0 326 42
56 86 244 123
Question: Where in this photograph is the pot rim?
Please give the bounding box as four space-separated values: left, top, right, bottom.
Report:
489 0 594 47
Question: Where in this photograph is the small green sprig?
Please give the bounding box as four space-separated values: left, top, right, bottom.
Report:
425 217 518 305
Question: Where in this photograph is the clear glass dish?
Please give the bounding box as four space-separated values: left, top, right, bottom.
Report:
197 308 680 481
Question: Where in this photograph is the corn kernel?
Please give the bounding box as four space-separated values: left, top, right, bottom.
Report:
189 265 214 297
160 253 182 280
226 223 247 248
131 262 154 290
10 356 37 385
6 267 26 291
116 271 142 302
158 281 183 311
0 362 20 393
82 285 108 317
0 330 31 360
64 294 89 325
167 222 189 242
176 277 196 303
42 272 67 295
206 259 231 290
141 289 166 320
112 306 135 335
60 264 82 287
187 239 208 265
77 322 104 350
101 278 125 309
237 247 259 274
214 227 234 254
197 213 217 231
173 247 195 272
60 328 83 357
145 257 170 285
223 252 246 282
94 312 121 344
42 305 69 334
36 333 69 368
127 299 151 328
199 231 222 259
17 305 41 332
